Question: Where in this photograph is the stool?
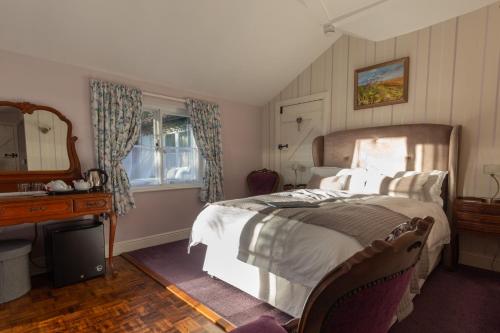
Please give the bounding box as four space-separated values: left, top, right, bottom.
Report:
0 239 32 303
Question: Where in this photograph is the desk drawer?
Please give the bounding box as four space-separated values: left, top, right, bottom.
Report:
74 197 111 213
0 200 73 219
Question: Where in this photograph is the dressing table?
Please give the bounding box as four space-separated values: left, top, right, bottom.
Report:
0 101 117 271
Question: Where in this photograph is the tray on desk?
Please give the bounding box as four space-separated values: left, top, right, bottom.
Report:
48 190 92 195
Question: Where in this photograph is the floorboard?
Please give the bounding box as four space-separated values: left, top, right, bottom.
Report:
122 253 236 332
0 257 222 333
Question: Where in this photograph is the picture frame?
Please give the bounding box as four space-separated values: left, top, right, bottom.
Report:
354 57 409 110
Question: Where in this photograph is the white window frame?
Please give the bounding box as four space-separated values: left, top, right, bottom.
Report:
129 104 204 193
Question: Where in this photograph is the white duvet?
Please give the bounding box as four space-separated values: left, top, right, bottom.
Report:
190 189 450 288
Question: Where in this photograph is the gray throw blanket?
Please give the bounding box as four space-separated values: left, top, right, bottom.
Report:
216 194 408 269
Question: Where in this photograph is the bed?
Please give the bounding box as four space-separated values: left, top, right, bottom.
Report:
190 123 460 320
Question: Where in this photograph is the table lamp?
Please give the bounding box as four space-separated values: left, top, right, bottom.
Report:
484 164 500 203
290 163 306 186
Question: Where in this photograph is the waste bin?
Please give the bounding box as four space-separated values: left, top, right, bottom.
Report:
0 239 31 303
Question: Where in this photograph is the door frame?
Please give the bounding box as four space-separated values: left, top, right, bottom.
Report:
273 92 330 176
0 121 21 170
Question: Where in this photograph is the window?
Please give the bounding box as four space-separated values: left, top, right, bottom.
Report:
123 105 203 190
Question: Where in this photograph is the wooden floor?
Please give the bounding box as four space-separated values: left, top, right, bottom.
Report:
0 257 223 333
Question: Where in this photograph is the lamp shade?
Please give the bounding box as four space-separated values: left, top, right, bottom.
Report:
484 164 500 175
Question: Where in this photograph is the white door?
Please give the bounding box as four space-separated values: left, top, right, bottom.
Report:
275 98 328 187
0 123 20 171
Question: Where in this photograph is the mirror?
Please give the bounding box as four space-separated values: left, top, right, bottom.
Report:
0 106 70 171
0 101 81 192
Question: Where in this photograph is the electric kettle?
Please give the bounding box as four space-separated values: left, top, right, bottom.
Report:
85 169 108 192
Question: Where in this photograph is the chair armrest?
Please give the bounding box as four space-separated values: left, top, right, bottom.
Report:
282 318 300 333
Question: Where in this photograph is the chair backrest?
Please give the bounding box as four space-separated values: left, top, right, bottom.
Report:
298 216 434 333
247 169 280 195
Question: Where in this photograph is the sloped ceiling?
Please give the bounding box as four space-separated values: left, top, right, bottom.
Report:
0 0 497 106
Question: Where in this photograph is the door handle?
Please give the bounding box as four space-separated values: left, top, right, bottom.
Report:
278 144 288 150
4 153 18 158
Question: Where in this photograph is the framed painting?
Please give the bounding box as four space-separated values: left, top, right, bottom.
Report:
354 57 409 110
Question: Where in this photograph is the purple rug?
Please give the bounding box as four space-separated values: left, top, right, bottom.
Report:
125 239 500 332
390 262 500 333
124 239 292 327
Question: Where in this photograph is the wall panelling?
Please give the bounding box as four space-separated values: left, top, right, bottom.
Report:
261 3 500 271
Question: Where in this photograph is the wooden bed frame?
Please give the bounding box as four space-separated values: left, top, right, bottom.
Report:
311 123 461 269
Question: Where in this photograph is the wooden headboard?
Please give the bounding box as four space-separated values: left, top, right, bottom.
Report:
312 123 461 267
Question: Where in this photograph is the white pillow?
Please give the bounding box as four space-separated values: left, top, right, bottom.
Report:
364 172 389 194
308 167 367 192
307 167 343 189
307 174 350 191
393 170 448 206
364 172 430 199
309 167 343 178
336 168 368 192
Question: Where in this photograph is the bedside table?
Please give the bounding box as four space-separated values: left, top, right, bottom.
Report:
454 197 500 234
453 197 500 269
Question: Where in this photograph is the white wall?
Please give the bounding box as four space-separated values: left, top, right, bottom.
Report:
262 3 500 271
0 48 262 255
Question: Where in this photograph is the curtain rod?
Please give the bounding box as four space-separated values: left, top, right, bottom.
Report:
143 91 186 103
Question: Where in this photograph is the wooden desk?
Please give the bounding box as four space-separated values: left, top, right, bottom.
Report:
0 192 116 270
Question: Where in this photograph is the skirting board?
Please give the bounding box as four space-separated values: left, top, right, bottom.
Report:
105 227 191 258
459 250 500 273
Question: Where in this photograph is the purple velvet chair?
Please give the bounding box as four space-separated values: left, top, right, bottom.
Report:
247 169 280 196
232 217 434 333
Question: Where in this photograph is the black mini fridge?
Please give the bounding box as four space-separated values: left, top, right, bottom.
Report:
44 220 105 287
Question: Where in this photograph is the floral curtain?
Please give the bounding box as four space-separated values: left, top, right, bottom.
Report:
186 98 224 202
90 79 143 215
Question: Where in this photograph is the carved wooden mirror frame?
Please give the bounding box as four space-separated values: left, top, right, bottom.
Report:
0 101 82 191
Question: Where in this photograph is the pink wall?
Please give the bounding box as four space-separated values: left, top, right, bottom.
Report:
0 49 262 243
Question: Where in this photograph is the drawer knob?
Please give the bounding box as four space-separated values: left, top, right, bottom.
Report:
86 201 103 208
29 206 47 212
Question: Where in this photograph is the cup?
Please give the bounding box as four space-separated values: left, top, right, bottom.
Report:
17 183 30 192
31 183 46 191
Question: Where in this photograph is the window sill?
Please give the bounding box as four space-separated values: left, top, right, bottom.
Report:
131 184 202 193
